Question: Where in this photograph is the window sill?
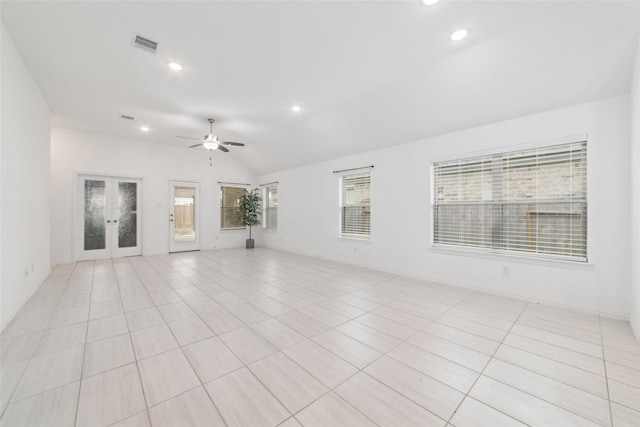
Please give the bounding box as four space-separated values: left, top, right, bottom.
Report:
338 235 371 243
221 227 246 232
429 244 594 270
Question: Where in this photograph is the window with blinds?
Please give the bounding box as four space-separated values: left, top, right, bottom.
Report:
220 186 245 229
264 185 278 230
432 141 587 261
339 171 371 238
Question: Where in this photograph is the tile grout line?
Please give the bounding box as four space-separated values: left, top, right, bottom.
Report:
286 286 479 426
122 256 155 427
182 256 412 426
8 250 639 426
473 312 619 425
137 254 235 427
0 264 76 421
443 299 531 427
72 259 97 427
599 316 615 427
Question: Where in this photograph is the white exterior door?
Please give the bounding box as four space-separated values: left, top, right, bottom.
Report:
169 181 200 253
78 175 142 260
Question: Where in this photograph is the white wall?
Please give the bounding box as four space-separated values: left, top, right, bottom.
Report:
1 24 52 330
630 38 640 339
257 96 631 318
51 127 255 264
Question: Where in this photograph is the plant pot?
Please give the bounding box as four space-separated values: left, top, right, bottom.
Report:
246 239 255 249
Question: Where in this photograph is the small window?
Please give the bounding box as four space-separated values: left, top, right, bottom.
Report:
263 185 278 230
432 140 587 261
220 186 245 229
339 171 371 238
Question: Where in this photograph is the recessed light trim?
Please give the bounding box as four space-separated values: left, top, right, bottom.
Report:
168 62 183 71
422 0 440 5
291 105 302 113
450 29 469 41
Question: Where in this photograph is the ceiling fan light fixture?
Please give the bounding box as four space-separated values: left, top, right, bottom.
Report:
204 133 219 143
203 141 219 150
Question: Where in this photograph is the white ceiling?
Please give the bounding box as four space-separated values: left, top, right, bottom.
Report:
2 1 639 175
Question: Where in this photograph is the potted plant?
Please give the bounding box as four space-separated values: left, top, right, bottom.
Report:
239 188 261 248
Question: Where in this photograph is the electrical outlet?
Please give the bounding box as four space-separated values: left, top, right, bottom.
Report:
502 266 510 276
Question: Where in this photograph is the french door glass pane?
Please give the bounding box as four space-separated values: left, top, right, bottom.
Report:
174 186 196 240
118 182 138 248
84 180 106 250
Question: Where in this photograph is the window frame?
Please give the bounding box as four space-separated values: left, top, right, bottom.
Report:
338 170 372 240
263 184 278 231
430 136 588 263
220 185 246 231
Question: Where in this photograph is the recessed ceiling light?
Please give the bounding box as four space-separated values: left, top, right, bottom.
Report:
168 62 183 71
450 29 469 41
422 0 440 5
291 105 302 113
140 126 149 132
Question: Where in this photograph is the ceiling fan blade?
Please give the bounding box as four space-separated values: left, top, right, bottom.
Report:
222 141 245 146
217 145 230 152
176 136 202 141
188 144 202 148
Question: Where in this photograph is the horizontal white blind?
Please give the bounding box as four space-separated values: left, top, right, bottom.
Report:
433 141 587 261
339 172 371 237
220 186 245 229
264 185 277 230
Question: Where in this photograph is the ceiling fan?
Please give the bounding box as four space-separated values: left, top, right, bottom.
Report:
176 118 245 152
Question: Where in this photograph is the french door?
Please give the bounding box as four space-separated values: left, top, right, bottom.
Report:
169 181 200 253
78 175 142 260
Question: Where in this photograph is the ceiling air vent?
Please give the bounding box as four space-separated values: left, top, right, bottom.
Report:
132 34 159 54
120 114 135 120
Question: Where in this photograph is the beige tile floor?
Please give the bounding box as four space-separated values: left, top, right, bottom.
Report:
1 248 639 426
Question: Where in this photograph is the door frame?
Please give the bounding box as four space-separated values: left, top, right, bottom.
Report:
74 173 143 261
169 180 201 253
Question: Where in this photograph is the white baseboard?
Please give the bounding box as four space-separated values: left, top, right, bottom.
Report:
630 315 640 341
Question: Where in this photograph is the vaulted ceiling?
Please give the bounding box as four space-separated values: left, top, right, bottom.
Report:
3 1 639 175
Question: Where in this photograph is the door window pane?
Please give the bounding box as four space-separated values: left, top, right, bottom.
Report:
84 180 106 250
174 186 196 241
118 182 138 248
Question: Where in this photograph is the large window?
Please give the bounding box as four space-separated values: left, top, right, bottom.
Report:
339 171 371 238
263 184 278 230
432 140 587 261
220 186 245 229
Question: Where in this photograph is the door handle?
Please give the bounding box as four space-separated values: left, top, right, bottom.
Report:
106 220 111 223
170 219 174 222
113 220 118 223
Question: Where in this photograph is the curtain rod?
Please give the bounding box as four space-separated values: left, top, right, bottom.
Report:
217 181 251 186
332 165 374 174
259 181 279 187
